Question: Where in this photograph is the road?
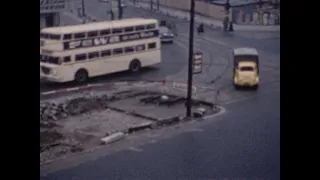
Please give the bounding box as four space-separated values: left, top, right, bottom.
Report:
40 2 280 178
40 89 280 179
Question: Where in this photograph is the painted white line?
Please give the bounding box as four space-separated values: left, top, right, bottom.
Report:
149 139 158 144
66 87 79 92
41 91 56 95
114 82 129 86
187 128 205 132
127 147 143 152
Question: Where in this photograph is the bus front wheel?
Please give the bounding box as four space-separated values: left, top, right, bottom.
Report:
75 69 88 83
129 60 141 73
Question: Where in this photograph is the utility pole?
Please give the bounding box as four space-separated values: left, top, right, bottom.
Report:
118 0 123 19
186 0 196 118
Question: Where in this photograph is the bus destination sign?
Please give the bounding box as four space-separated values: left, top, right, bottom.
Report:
40 0 66 14
63 30 159 50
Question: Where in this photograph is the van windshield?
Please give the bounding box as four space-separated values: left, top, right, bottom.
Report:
240 66 254 71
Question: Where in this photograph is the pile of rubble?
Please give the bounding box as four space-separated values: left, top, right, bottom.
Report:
40 94 114 122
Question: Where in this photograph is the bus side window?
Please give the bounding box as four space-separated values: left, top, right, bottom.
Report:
88 52 100 59
63 34 72 40
113 48 123 55
74 33 86 39
148 42 156 49
124 46 135 53
75 54 87 61
124 26 134 33
101 50 111 57
51 34 61 40
88 31 98 38
112 28 123 34
100 29 110 36
135 44 145 52
146 24 156 29
135 25 145 31
64 56 71 63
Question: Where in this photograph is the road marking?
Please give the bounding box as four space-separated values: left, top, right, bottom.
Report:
222 89 280 105
187 128 204 132
149 139 158 144
127 147 143 152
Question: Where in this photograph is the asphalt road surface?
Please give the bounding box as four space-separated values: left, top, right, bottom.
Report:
40 89 280 179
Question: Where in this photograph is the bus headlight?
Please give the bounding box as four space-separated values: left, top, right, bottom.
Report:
255 77 259 83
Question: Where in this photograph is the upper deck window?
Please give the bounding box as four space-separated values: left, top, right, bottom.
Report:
112 28 123 34
124 26 134 32
146 24 156 29
100 29 110 36
50 34 61 40
74 33 86 39
88 31 99 37
63 34 72 40
135 25 145 31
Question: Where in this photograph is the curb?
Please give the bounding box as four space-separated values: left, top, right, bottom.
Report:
101 132 125 145
128 122 153 133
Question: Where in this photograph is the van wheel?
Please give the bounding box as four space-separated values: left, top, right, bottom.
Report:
129 60 141 73
252 84 259 90
75 69 88 83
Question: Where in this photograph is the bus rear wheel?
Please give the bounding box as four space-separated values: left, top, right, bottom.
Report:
129 60 141 73
75 69 88 83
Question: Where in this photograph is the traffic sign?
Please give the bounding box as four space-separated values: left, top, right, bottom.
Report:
193 52 203 74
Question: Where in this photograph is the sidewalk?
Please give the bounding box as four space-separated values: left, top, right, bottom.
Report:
130 1 280 32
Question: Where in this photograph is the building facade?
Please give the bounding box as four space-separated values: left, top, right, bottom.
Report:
40 0 67 29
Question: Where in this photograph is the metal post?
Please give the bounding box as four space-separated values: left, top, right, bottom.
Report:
118 0 123 19
156 0 159 11
81 0 86 19
150 0 153 10
186 0 196 118
109 0 114 20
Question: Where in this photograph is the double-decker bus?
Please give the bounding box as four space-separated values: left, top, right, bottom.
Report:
40 18 161 83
